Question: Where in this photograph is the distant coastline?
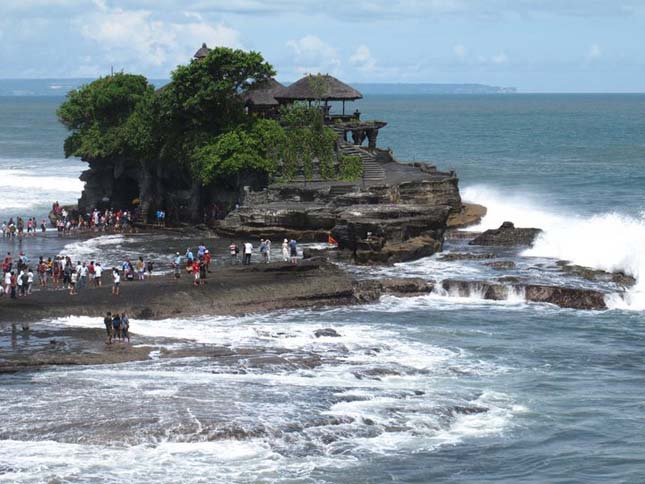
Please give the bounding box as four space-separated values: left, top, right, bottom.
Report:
0 78 517 97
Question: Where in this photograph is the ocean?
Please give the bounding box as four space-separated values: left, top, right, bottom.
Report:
1 92 645 482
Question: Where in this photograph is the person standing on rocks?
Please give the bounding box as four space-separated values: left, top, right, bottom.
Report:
112 268 121 296
282 239 289 262
289 239 298 265
243 241 253 265
104 311 113 344
259 239 268 263
173 252 182 279
121 312 130 343
229 242 239 264
69 269 77 296
94 262 103 287
9 271 17 299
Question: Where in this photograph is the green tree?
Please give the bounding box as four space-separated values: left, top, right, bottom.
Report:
192 118 287 184
58 73 155 162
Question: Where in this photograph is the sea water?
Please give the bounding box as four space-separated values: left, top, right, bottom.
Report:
1 93 645 482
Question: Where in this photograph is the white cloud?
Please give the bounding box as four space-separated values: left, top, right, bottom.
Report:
286 35 340 75
587 43 602 60
453 44 467 59
76 4 242 72
491 51 509 64
349 44 376 72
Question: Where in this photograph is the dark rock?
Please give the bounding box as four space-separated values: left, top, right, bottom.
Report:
524 284 607 310
379 278 433 295
353 234 444 265
484 261 516 269
469 221 542 247
439 279 608 310
449 406 489 416
438 252 496 261
556 261 636 288
314 328 341 338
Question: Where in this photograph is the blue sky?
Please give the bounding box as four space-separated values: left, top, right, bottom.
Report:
1 0 644 92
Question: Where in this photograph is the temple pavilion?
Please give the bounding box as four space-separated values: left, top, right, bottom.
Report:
194 44 388 183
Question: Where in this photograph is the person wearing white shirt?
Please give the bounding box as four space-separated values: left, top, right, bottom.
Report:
243 242 253 265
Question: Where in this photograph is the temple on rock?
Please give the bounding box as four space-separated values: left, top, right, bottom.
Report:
73 43 473 264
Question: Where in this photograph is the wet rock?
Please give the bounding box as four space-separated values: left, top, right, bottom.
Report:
469 221 542 247
352 367 402 380
379 278 433 295
439 279 608 310
556 261 636 288
447 203 487 228
524 284 607 310
438 252 496 261
449 406 489 416
314 328 341 338
445 230 482 240
497 276 523 284
485 260 516 269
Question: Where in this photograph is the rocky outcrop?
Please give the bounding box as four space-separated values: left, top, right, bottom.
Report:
556 261 636 288
220 162 462 264
447 203 487 228
438 252 496 261
440 279 607 310
469 221 542 247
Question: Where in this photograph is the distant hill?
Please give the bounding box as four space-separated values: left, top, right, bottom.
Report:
0 79 516 97
353 83 517 94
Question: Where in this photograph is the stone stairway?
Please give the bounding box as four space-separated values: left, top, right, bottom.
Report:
339 141 385 185
134 199 151 225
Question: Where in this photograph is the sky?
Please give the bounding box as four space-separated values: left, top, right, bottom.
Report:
1 0 644 92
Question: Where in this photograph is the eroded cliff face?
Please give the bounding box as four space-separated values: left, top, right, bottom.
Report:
218 166 465 264
77 157 266 223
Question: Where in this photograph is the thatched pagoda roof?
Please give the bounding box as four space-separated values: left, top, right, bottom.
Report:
194 43 210 60
244 78 285 107
275 74 362 102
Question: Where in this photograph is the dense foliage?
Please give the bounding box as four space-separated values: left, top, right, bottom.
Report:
57 74 155 161
58 49 350 187
339 155 363 181
279 103 338 181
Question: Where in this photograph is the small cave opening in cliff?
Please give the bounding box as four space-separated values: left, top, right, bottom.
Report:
111 176 140 210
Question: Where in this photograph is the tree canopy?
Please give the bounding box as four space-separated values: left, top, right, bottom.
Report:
57 73 155 161
58 48 356 187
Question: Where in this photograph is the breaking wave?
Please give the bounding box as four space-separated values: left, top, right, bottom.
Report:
463 185 645 310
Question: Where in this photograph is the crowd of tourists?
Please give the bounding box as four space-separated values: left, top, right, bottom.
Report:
0 251 154 299
225 238 299 266
52 202 136 234
1 235 302 299
2 217 47 238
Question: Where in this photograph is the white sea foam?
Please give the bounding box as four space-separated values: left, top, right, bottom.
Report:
0 167 84 214
0 168 84 193
463 185 645 311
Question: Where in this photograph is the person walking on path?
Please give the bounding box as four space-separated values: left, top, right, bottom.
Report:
259 239 268 263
